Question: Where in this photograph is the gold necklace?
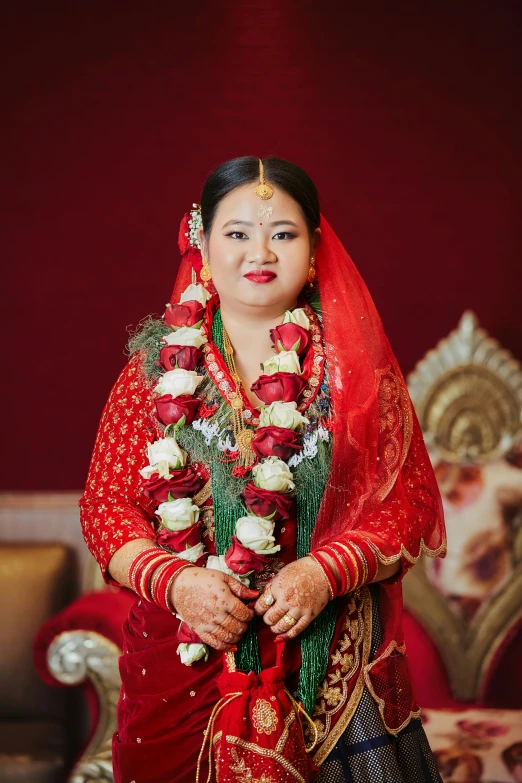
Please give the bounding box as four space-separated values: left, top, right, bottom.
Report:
222 326 256 467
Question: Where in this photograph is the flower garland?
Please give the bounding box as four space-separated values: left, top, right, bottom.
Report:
139 281 324 666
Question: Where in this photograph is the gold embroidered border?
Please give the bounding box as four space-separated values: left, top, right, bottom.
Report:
313 587 373 766
366 537 447 566
225 736 306 783
363 639 422 735
373 368 404 504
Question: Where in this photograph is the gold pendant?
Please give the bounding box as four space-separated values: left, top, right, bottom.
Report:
235 428 256 465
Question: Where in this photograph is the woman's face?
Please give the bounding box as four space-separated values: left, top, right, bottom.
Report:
201 183 318 315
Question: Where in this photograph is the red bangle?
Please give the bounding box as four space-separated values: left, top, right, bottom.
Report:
321 545 349 595
138 552 174 600
310 551 337 599
351 540 378 584
308 553 335 600
128 549 196 611
128 547 159 592
329 542 360 592
129 548 173 602
154 560 195 612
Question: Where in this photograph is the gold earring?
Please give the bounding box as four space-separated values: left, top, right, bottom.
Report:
308 256 316 286
200 257 212 287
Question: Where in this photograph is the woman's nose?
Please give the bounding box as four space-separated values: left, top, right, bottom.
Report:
247 241 277 264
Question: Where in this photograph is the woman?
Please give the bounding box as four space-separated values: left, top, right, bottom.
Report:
80 156 446 782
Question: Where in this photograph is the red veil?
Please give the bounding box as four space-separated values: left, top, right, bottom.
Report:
172 212 445 564
171 211 445 733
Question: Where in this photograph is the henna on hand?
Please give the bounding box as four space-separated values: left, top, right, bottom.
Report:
254 557 330 640
172 567 256 651
221 614 247 635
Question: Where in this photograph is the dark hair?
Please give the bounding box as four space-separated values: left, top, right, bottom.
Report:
200 156 320 237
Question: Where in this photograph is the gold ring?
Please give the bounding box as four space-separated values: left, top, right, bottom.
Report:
262 588 275 607
281 614 296 628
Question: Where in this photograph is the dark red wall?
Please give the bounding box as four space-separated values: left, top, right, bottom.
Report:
3 2 521 490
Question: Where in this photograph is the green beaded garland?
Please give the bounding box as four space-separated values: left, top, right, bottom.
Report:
211 306 335 711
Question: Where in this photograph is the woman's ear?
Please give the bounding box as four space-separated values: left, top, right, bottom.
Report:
198 226 208 257
312 227 321 253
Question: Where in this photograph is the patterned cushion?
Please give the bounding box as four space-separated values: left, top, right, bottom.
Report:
422 707 522 782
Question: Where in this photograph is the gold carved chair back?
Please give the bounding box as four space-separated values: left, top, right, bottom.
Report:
403 311 522 701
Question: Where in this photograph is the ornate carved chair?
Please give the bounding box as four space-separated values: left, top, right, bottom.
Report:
403 311 522 782
34 312 522 783
33 560 134 783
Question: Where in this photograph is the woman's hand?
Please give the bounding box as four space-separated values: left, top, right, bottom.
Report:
172 566 258 651
253 556 330 640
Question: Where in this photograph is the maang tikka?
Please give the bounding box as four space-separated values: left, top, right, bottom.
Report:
255 159 274 200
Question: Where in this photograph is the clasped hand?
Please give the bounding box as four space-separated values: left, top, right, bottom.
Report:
254 556 330 640
172 567 258 651
172 556 329 652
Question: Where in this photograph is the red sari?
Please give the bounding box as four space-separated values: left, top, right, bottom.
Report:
80 215 446 782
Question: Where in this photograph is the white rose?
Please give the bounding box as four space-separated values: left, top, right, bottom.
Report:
156 498 200 530
283 308 310 330
179 283 211 306
148 437 185 468
177 542 206 563
139 436 186 479
262 350 301 376
259 401 309 431
206 554 251 586
252 456 295 493
235 515 280 554
155 368 203 398
164 326 207 349
176 642 209 665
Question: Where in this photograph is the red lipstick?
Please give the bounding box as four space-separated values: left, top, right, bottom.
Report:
244 270 277 284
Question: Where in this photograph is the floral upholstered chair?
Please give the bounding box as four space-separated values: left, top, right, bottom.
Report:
403 311 522 783
35 311 522 783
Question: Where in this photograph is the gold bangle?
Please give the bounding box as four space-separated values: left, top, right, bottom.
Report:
351 543 368 586
334 542 361 591
309 553 335 601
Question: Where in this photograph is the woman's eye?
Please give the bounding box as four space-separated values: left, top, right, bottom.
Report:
225 231 248 240
273 232 296 240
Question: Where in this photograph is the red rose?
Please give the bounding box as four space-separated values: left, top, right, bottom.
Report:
158 344 202 371
251 372 307 404
155 394 200 425
252 426 302 460
144 467 202 502
270 323 310 356
156 521 202 553
164 301 205 328
242 482 294 520
224 536 269 575
177 621 202 644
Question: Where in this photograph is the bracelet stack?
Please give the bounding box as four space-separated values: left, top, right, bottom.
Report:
128 547 195 613
311 539 378 598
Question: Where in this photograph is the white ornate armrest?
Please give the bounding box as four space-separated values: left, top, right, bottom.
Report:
47 630 121 783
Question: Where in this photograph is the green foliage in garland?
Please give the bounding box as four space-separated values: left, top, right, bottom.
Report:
126 317 170 379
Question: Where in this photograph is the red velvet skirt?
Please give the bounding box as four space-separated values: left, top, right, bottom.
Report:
113 598 303 783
